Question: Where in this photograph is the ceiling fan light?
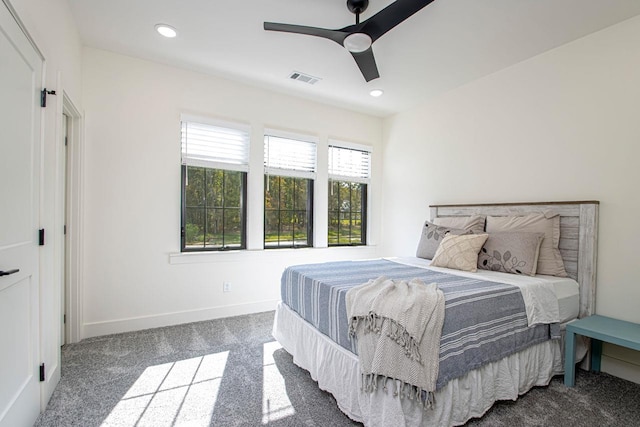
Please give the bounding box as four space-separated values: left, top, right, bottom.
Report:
343 33 372 53
155 24 177 38
369 89 384 97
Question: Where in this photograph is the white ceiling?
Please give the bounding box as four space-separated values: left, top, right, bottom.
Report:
68 0 640 117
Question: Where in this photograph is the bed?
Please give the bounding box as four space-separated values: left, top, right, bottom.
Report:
272 201 599 426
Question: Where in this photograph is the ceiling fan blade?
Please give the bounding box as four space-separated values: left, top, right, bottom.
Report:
350 47 380 82
360 0 436 42
264 22 348 45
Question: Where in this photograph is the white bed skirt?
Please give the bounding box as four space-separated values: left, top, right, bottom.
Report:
273 302 566 427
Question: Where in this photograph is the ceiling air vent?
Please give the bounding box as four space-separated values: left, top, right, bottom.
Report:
289 71 321 85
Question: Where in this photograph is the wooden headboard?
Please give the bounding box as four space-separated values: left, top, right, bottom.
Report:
430 201 599 318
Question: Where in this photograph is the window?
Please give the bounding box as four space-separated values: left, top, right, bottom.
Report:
328 143 371 246
181 117 249 251
264 133 316 248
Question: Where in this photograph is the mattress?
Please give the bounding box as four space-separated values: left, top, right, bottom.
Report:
390 257 580 323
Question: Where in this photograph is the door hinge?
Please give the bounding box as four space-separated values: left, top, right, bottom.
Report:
65 136 68 147
40 88 56 108
39 363 45 382
64 225 67 235
39 229 45 246
63 314 66 324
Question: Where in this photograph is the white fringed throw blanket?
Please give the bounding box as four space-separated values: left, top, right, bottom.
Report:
345 276 445 408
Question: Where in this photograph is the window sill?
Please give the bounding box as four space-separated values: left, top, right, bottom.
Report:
168 245 378 265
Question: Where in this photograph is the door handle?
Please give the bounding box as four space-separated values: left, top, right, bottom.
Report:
0 269 19 277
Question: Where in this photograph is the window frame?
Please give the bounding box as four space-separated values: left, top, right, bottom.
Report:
328 180 367 246
263 175 314 249
263 130 318 249
180 116 250 252
327 141 372 247
181 166 248 252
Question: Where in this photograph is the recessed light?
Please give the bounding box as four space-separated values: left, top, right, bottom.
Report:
369 89 384 97
155 24 177 38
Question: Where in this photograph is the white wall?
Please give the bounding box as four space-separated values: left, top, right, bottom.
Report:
81 47 383 337
382 15 640 383
8 0 84 405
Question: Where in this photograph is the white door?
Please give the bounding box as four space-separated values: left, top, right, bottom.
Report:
0 2 43 426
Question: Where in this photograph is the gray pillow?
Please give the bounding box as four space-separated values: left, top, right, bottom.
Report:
416 221 471 260
477 232 545 276
486 212 567 277
433 215 486 233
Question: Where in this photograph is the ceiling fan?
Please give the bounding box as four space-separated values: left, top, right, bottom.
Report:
264 0 436 82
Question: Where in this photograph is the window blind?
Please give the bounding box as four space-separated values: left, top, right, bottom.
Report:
181 120 250 172
264 134 317 179
328 144 371 184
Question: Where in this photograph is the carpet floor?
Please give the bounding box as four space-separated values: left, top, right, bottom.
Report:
35 311 640 427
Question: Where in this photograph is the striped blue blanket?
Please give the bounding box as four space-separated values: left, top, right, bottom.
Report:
281 259 553 389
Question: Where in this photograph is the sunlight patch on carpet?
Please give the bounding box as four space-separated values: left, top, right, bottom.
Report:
262 341 295 424
101 351 229 427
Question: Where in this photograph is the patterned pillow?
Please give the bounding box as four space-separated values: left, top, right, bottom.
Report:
416 221 471 260
430 234 489 272
477 232 545 276
486 212 567 277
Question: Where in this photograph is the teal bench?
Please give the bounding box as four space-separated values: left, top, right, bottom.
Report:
564 314 640 386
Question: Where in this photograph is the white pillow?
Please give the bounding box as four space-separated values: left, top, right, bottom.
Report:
430 233 489 272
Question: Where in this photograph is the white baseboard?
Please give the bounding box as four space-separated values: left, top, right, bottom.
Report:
601 355 640 385
82 299 279 339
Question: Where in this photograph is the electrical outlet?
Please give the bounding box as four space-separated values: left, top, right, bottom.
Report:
223 282 231 292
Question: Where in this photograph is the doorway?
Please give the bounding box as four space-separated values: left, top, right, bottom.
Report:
61 113 69 345
61 93 83 345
